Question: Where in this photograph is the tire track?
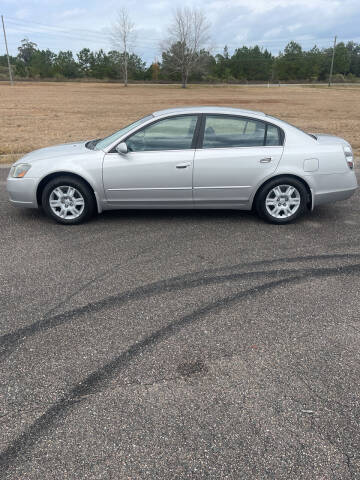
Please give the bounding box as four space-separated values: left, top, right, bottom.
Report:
1 262 360 474
1 253 359 361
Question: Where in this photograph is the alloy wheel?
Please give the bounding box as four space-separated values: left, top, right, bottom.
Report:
265 184 301 219
49 185 85 220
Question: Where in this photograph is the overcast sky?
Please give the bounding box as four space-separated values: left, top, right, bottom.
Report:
2 0 360 64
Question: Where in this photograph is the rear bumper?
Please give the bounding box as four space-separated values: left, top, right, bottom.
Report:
7 177 38 208
312 170 358 207
313 186 357 206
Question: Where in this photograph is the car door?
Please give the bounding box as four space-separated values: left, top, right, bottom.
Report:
103 114 199 208
193 115 284 208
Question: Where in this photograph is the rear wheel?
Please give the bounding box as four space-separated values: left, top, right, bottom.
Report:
255 177 308 224
41 176 95 225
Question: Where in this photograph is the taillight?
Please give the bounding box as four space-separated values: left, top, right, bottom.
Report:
343 145 354 170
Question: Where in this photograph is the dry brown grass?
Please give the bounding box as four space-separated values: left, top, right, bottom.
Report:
0 81 359 163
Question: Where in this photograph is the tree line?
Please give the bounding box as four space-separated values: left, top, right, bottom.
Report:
1 8 360 85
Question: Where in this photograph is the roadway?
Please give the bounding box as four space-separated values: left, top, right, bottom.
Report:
1 166 360 479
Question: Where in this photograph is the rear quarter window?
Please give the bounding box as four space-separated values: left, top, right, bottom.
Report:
266 124 282 146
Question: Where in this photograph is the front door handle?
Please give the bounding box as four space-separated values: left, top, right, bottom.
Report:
260 157 272 163
176 162 191 169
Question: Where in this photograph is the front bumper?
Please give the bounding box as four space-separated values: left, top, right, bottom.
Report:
7 177 38 208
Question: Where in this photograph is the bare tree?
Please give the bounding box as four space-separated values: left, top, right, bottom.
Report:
110 7 135 86
162 7 210 88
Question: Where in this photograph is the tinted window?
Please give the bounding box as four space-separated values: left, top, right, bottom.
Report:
266 124 281 146
203 116 266 148
127 115 198 152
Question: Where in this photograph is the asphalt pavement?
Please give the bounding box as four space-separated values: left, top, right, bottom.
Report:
1 165 360 479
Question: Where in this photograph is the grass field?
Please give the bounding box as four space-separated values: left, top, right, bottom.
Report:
0 81 359 163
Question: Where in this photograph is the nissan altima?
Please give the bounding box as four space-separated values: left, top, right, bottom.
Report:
7 106 357 225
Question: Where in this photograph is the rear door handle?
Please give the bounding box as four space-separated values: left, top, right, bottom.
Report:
260 157 272 163
176 162 191 169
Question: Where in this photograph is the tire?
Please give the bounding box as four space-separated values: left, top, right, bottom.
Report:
41 175 95 225
255 177 308 224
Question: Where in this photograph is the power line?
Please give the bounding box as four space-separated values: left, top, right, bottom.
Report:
6 20 112 43
3 16 360 60
6 17 163 43
6 17 113 40
7 15 359 49
5 20 162 50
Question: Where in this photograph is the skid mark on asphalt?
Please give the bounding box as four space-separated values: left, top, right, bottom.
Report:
42 245 153 319
1 252 360 361
1 262 360 475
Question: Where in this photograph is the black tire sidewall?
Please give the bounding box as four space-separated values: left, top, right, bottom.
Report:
256 177 308 224
42 176 95 225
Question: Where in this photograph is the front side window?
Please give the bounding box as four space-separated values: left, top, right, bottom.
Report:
203 116 266 148
95 115 153 151
126 115 198 152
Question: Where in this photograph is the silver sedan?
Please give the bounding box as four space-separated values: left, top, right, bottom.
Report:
7 106 358 224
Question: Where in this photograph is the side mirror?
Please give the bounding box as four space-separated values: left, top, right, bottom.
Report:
116 142 128 155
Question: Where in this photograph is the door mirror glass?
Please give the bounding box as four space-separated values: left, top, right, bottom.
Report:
116 142 128 154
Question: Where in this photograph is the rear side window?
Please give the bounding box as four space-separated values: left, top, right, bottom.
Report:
126 115 198 152
203 115 266 148
266 124 282 146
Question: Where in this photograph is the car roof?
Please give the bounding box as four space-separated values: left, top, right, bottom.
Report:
152 106 266 118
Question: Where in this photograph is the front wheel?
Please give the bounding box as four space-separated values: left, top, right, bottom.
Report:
255 177 308 224
41 176 95 225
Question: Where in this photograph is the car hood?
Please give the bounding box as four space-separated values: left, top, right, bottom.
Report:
310 133 350 148
17 141 89 164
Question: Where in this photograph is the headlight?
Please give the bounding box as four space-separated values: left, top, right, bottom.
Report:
10 163 31 178
343 145 354 170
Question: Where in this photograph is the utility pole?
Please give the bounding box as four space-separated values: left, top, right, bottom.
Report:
328 35 337 87
124 36 128 87
1 15 13 86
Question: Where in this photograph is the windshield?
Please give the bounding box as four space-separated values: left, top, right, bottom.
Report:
94 115 153 151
